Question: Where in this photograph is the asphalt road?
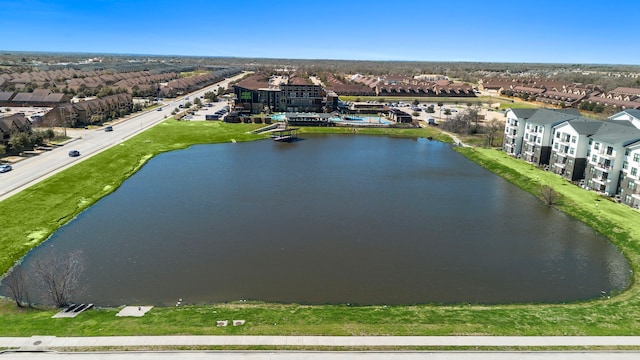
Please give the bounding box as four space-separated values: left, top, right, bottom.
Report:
0 72 248 202
1 351 638 360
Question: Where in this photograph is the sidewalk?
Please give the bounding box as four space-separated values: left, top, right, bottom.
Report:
4 336 640 350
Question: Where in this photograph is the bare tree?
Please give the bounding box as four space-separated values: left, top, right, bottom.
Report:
484 119 503 147
32 249 85 307
541 185 560 206
3 264 30 307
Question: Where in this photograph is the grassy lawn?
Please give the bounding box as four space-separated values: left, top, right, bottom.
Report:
2 121 640 337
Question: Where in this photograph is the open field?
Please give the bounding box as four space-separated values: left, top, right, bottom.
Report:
1 121 640 337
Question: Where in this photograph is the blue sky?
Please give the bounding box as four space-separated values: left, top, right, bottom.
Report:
2 0 639 65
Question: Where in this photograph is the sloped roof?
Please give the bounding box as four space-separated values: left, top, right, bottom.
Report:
556 117 604 135
510 108 537 119
591 122 640 146
617 109 640 120
526 108 580 126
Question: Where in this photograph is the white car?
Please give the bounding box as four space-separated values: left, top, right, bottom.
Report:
0 164 12 173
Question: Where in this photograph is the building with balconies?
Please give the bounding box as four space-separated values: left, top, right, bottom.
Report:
503 108 536 157
584 123 640 196
619 141 640 208
550 118 604 182
519 109 581 166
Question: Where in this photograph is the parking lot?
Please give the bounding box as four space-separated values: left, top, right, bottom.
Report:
179 99 230 121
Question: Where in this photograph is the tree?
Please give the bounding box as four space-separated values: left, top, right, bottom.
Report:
484 119 503 147
203 91 217 102
8 132 31 154
2 264 30 307
541 185 560 206
32 250 85 307
412 99 420 106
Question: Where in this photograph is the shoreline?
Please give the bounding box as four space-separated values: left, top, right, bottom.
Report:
1 121 640 337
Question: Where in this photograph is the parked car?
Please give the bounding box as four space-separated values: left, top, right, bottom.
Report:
0 164 12 173
105 126 113 132
68 150 80 157
157 107 163 111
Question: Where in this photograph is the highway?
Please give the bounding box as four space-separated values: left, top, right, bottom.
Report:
0 72 248 202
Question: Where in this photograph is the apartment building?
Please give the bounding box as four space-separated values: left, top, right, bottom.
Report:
583 123 640 196
503 108 536 156
233 74 327 114
519 109 580 165
619 141 640 208
609 109 640 128
550 118 604 181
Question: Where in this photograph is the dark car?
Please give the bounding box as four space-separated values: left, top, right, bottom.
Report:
0 164 12 173
68 150 80 157
105 126 113 132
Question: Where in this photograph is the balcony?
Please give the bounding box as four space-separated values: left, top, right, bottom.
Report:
591 173 609 184
594 161 614 171
599 147 615 158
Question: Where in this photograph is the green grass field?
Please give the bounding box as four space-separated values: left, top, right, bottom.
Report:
2 121 640 337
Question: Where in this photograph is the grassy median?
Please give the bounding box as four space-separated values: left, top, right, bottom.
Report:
1 121 640 336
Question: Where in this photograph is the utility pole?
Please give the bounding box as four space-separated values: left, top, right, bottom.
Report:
60 107 67 137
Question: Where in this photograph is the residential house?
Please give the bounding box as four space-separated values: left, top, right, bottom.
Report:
0 114 31 141
583 123 640 196
549 118 604 181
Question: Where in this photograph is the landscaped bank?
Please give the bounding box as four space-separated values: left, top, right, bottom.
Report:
1 120 640 337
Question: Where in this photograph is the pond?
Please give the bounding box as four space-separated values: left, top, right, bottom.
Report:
5 135 631 306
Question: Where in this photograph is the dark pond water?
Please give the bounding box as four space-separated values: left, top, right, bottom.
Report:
5 135 631 306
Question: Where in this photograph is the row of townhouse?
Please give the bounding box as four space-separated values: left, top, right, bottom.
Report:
504 108 640 208
40 93 133 127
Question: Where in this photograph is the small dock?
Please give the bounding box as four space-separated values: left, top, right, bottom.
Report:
271 128 299 142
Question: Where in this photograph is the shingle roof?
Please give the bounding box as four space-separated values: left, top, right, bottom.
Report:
620 109 640 120
510 108 537 119
526 108 580 126
561 117 604 135
591 122 640 146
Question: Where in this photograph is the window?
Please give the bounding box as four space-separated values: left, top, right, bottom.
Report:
592 155 598 162
555 132 560 138
594 142 600 150
568 159 574 166
569 147 575 155
623 161 629 170
634 153 640 162
626 148 631 156
571 136 577 143
589 167 596 174
626 195 632 204
632 168 638 177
